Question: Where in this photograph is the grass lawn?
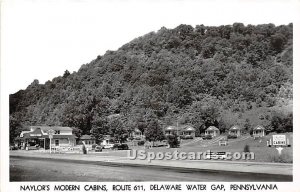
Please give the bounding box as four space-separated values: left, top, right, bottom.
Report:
127 133 293 163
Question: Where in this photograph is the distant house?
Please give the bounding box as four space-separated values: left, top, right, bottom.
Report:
131 128 144 139
100 135 115 146
19 126 76 150
205 126 220 137
165 126 177 135
253 125 265 137
228 125 241 137
164 125 196 139
79 135 96 145
180 125 196 138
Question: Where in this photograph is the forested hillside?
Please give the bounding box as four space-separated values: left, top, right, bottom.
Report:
9 23 293 143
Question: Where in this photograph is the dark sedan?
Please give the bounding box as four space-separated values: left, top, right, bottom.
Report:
111 143 129 150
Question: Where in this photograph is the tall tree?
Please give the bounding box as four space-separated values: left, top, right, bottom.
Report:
108 117 128 143
144 120 165 145
90 117 109 144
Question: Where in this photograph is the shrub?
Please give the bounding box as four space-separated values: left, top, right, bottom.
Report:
249 128 253 136
228 134 238 139
92 144 97 150
128 136 134 141
179 135 185 139
166 134 180 148
185 135 193 139
203 135 212 140
243 144 250 152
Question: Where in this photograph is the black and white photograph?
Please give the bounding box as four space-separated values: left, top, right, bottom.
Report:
1 0 300 191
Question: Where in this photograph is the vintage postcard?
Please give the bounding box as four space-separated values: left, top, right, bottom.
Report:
1 0 299 191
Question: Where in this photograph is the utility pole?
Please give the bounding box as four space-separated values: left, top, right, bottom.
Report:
177 120 181 145
177 121 179 136
47 129 55 154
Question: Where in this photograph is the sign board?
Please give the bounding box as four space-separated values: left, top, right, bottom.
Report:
272 135 286 146
47 129 55 139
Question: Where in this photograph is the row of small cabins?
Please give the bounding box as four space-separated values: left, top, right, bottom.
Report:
17 125 266 149
164 125 265 138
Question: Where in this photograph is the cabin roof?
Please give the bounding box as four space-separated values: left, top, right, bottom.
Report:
253 125 265 130
30 126 73 132
229 125 241 130
206 126 219 131
80 135 95 140
165 125 195 132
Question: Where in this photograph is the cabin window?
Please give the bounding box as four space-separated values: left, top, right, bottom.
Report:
55 140 59 146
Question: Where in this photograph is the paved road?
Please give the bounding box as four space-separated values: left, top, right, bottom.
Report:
10 157 291 182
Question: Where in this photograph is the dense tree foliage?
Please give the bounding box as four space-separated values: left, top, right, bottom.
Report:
9 23 293 143
144 120 165 143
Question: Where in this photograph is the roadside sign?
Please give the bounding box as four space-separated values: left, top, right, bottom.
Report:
272 135 286 146
276 147 284 155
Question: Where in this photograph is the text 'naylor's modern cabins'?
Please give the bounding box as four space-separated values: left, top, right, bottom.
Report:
19 126 76 150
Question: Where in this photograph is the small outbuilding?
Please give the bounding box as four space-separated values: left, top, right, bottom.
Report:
165 126 177 135
253 125 265 137
101 135 115 146
164 125 196 139
205 126 220 137
181 125 196 138
131 128 144 139
228 125 241 137
79 135 96 145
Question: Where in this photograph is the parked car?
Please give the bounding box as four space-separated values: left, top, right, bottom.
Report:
95 145 102 152
26 144 39 150
137 140 145 146
103 144 114 149
203 135 213 140
111 143 129 150
9 145 18 150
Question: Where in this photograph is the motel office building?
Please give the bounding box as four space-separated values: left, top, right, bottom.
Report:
19 126 76 150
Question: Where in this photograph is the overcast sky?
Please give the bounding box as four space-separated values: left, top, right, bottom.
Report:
1 0 298 94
